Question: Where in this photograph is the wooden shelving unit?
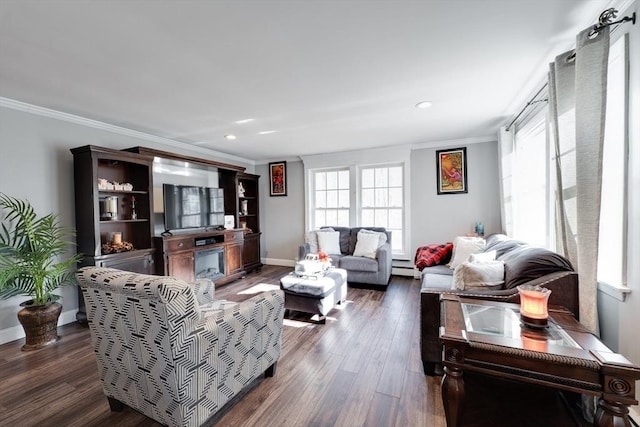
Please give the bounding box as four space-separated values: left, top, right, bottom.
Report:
71 145 156 321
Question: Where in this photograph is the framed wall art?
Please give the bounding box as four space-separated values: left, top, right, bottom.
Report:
269 161 287 196
436 147 467 195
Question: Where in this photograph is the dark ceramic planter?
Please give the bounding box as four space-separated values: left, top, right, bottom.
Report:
17 300 62 351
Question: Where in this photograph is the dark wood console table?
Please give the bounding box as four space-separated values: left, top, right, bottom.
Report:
439 295 640 427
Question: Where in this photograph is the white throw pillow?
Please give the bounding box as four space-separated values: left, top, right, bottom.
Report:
468 250 496 263
353 230 384 258
452 260 505 290
305 227 334 253
317 231 341 255
448 236 486 269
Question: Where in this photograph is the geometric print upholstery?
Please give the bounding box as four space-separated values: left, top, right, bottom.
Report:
77 267 284 427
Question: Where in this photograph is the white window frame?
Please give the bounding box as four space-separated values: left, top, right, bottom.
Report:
302 147 411 259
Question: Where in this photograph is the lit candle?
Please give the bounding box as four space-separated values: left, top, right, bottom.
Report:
111 232 122 245
518 285 551 327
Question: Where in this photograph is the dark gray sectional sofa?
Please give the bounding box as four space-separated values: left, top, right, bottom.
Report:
420 233 579 375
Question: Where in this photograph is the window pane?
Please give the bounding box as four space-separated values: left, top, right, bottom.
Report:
362 189 374 207
338 190 349 208
362 209 374 225
375 168 388 187
316 172 326 190
374 209 388 227
326 190 338 208
389 166 402 187
389 209 402 229
598 36 626 286
314 211 325 229
389 188 403 207
362 169 374 188
316 191 326 208
391 230 402 251
326 171 338 189
374 189 388 207
325 210 338 226
337 209 349 226
338 170 350 189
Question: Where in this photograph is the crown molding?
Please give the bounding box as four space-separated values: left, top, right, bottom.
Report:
411 135 496 151
0 97 255 166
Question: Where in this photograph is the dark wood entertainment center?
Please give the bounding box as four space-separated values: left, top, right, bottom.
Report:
71 145 262 320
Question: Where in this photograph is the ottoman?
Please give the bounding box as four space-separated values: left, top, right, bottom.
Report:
279 268 347 323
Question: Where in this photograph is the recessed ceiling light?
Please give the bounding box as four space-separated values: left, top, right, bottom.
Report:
258 130 277 135
235 118 254 124
415 101 433 109
224 134 237 140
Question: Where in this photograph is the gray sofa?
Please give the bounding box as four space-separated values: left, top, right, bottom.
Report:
298 226 393 287
420 233 579 375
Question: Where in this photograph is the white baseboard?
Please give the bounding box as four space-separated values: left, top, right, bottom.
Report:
262 258 296 267
0 308 78 346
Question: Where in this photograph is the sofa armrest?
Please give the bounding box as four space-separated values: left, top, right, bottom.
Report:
189 278 215 306
298 243 310 261
377 242 392 279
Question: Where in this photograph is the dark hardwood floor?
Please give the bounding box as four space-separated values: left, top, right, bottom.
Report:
0 266 445 427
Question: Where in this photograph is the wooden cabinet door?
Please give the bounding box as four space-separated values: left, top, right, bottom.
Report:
242 233 261 271
226 243 243 275
167 252 195 282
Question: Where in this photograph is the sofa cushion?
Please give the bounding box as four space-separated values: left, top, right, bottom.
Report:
339 255 379 273
421 264 454 276
348 227 387 254
317 231 341 255
448 236 486 269
306 227 335 253
501 246 574 289
420 272 455 290
452 260 505 290
323 226 351 254
353 229 387 258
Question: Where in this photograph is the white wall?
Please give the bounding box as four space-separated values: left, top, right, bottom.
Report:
0 105 252 345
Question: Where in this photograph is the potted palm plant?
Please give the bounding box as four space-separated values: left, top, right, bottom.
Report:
0 193 81 351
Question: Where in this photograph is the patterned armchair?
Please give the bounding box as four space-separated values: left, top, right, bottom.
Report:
77 267 285 427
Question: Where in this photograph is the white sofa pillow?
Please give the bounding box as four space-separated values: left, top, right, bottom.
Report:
468 250 496 263
317 231 341 255
305 227 334 253
353 230 384 258
452 260 505 290
448 236 486 269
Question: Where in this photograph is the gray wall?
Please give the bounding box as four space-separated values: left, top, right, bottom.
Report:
0 106 252 344
256 141 502 266
410 141 501 247
258 160 305 263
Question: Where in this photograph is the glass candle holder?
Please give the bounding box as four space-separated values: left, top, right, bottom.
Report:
517 284 551 328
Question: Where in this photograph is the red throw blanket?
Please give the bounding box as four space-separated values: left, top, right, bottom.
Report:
414 243 453 271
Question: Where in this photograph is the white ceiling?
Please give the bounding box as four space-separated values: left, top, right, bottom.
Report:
0 0 618 162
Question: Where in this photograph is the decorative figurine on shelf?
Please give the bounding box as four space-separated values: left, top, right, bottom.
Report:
130 196 137 220
241 200 248 215
474 221 484 237
238 182 246 198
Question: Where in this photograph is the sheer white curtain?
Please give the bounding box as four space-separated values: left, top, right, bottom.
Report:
549 26 610 334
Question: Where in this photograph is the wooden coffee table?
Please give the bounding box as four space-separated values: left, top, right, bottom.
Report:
439 295 640 427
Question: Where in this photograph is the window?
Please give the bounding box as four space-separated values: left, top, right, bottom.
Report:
312 168 350 229
360 165 404 253
511 111 549 247
597 35 628 287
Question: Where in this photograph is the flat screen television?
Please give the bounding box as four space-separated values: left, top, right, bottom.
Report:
163 184 225 231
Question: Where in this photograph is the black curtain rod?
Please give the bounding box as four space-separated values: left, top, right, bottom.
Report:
505 8 635 132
